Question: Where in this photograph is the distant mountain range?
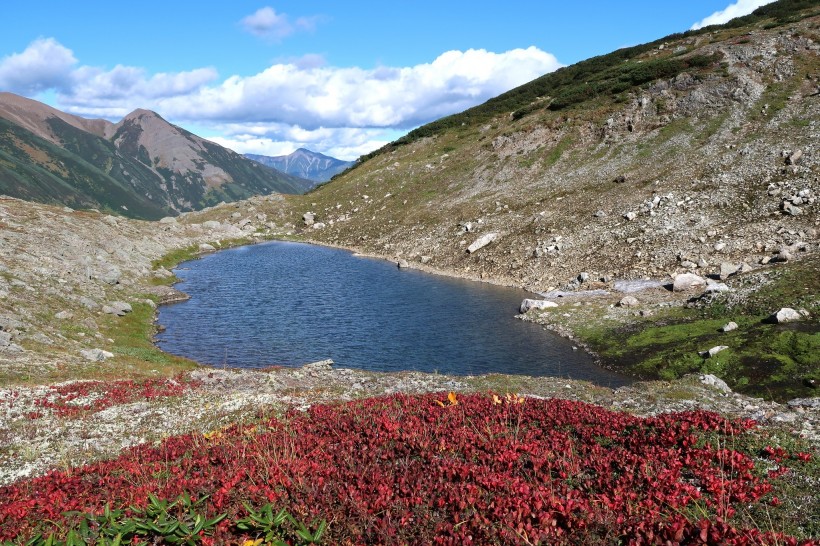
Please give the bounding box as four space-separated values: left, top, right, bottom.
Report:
0 93 313 219
246 148 354 184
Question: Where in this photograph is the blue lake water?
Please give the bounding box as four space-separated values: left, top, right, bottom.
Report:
155 241 630 387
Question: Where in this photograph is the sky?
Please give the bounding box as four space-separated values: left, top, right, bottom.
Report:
0 1 776 161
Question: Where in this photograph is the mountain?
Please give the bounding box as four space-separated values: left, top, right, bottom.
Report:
0 93 313 219
246 148 354 184
284 0 819 398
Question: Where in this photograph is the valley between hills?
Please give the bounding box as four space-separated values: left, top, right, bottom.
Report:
1 1 820 543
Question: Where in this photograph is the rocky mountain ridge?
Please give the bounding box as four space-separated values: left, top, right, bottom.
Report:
246 148 354 183
0 94 313 219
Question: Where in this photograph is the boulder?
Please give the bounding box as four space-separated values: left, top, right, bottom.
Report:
672 273 706 292
618 296 640 308
624 212 637 221
159 216 177 224
705 280 730 293
102 301 132 316
199 243 216 252
303 212 315 226
700 346 728 358
782 200 802 216
769 308 801 324
99 266 122 285
467 232 499 253
520 299 559 313
54 311 72 320
721 321 738 332
302 359 333 372
202 220 221 230
397 259 409 269
719 262 739 280
786 149 803 165
420 255 432 264
700 374 732 393
80 348 114 362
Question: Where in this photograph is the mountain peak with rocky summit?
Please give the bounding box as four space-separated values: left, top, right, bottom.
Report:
246 148 354 184
0 94 314 218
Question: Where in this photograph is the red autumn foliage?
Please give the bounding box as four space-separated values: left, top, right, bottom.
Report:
0 393 816 545
25 376 198 418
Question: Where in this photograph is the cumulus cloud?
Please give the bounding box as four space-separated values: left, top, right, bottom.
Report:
158 46 562 130
240 6 320 41
2 36 563 159
0 37 77 94
690 0 776 30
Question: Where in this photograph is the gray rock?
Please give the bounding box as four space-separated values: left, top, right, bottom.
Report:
420 255 432 264
787 398 820 409
103 301 132 316
577 272 589 283
231 212 242 219
99 266 121 285
624 212 637 221
467 232 499 253
700 374 732 393
719 262 739 280
54 311 73 320
782 200 802 216
303 212 315 226
199 243 216 252
786 149 803 165
397 259 409 269
721 321 738 332
520 299 559 313
302 359 333 372
202 220 221 230
159 216 177 224
673 273 706 292
80 348 114 362
705 280 730 293
311 222 326 230
769 307 802 323
0 331 11 347
618 295 640 308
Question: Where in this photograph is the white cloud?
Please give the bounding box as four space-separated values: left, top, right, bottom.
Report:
157 46 562 130
691 0 776 30
240 6 319 41
2 37 562 159
0 38 76 94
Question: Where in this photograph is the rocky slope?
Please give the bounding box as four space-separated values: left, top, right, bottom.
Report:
247 148 354 183
0 94 313 219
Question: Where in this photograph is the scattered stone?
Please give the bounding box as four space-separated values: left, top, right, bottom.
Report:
700 374 732 393
787 398 820 409
467 232 499 253
54 311 72 320
302 359 333 372
80 348 114 361
782 200 802 216
594 210 607 218
719 262 739 280
99 266 121 285
786 149 803 165
768 308 802 324
673 273 706 292
618 295 640 308
302 212 315 226
199 243 216 252
721 321 738 332
700 346 729 358
102 301 132 316
713 242 726 252
519 299 559 313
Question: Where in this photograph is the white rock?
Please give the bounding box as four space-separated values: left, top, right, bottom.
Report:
700 374 731 393
701 345 729 358
80 348 114 362
673 273 706 292
721 321 738 332
770 308 802 323
519 299 559 313
199 243 216 252
467 232 499 253
618 296 640 308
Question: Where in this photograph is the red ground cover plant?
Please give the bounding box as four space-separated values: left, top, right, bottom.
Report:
26 376 199 418
0 393 816 545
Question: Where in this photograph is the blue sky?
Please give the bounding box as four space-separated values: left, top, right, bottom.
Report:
0 1 775 160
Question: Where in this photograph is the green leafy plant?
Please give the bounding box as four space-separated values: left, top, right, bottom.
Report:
235 503 327 545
